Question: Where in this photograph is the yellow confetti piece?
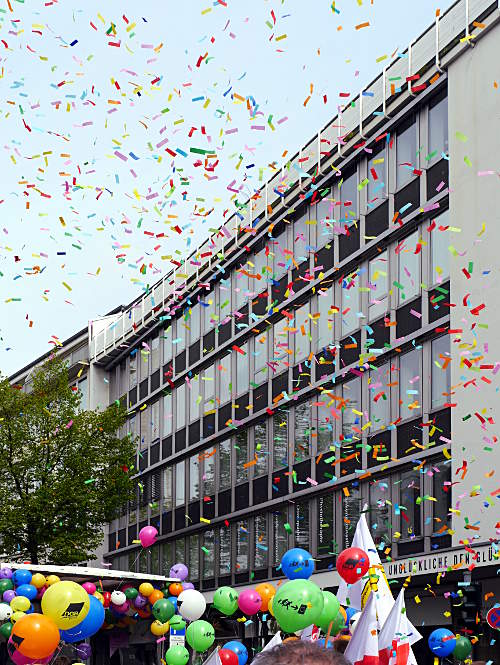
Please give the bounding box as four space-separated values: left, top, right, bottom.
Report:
62 282 72 291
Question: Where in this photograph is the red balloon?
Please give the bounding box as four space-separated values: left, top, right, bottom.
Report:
336 547 370 584
102 591 111 608
218 649 239 665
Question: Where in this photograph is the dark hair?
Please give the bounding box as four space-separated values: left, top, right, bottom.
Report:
253 640 349 665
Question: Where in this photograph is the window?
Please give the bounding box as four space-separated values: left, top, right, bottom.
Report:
431 336 451 410
161 542 173 576
129 414 138 447
428 94 448 160
369 363 390 430
151 400 160 441
397 116 417 188
234 267 249 312
140 407 149 449
342 378 361 440
399 348 421 419
294 401 311 462
254 330 268 383
219 439 232 490
316 193 334 247
77 377 88 411
293 303 310 364
294 501 310 549
272 507 288 565
272 232 288 279
367 146 387 206
139 348 149 381
368 252 388 320
400 469 421 538
273 410 288 470
254 420 268 476
202 448 216 496
236 342 249 395
253 244 268 288
294 211 309 260
317 494 334 556
176 383 186 430
189 304 201 343
397 231 421 303
254 514 268 569
163 325 172 363
369 479 391 547
189 455 199 501
340 170 358 222
236 431 249 483
219 525 231 576
317 286 334 349
273 317 288 361
236 520 249 571
175 540 185 568
129 352 138 388
151 544 160 574
218 354 232 403
174 319 186 354
316 403 333 453
341 270 360 336
203 364 215 411
432 459 451 535
189 534 200 581
175 460 185 506
202 294 215 333
151 336 160 373
163 393 172 437
430 210 450 284
162 467 172 511
189 374 200 423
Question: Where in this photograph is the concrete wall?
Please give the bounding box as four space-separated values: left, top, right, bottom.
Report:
448 25 500 546
88 362 109 411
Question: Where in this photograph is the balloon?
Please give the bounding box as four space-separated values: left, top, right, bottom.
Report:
1 569 13 579
134 593 148 609
15 585 37 601
11 612 26 624
337 548 370 584
272 579 324 634
138 526 158 548
453 636 472 660
152 599 175 623
149 590 164 606
0 622 12 640
3 590 15 603
316 591 341 632
268 596 274 617
111 600 130 615
169 583 183 597
8 649 53 665
169 615 186 631
169 564 189 581
0 579 14 594
186 620 215 652
94 591 104 604
45 575 60 587
124 587 138 601
102 592 111 608
218 649 239 665
82 583 96 596
213 587 239 616
41 580 90 630
110 591 126 606
167 596 178 613
255 583 275 612
12 571 32 587
237 589 262 616
139 583 154 597
76 643 92 660
182 582 194 591
59 595 105 643
165 645 189 665
281 548 315 580
223 641 248 665
328 611 347 637
9 613 60 659
150 620 170 636
344 606 359 624
177 589 206 622
428 628 456 657
0 603 12 620
11 596 30 613
30 575 46 591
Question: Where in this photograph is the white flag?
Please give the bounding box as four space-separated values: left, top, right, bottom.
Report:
337 511 394 628
201 649 221 665
300 625 319 642
378 589 422 665
261 631 282 652
344 593 379 665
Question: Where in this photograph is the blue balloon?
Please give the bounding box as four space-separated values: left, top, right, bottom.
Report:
60 595 105 643
428 628 456 657
223 641 248 665
280 548 315 580
15 584 37 601
316 639 334 650
344 607 358 625
25 603 34 614
167 596 178 612
12 570 32 586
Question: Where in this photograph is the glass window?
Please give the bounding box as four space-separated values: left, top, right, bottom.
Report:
162 467 172 511
369 479 391 548
431 210 450 284
254 514 268 569
203 364 215 409
273 317 288 362
129 414 137 447
163 325 172 363
189 534 200 581
399 348 421 419
294 501 310 550
129 352 137 388
253 246 268 290
189 304 201 343
175 540 185 568
139 348 149 381
175 460 185 506
78 377 88 411
316 194 334 247
151 400 160 441
293 303 310 364
236 342 249 395
317 286 334 349
202 530 215 578
163 393 172 437
398 231 421 303
341 270 360 336
428 94 448 160
140 407 149 449
369 363 390 430
254 420 268 476
236 520 249 571
368 251 388 320
236 431 249 483
273 410 288 470
219 439 232 490
317 494 334 556
176 383 186 430
202 293 215 333
189 374 200 423
174 318 186 354
316 403 333 453
151 336 160 373
138 550 148 574
189 455 199 501
367 146 387 206
400 469 421 538
254 330 268 383
218 354 232 403
342 378 361 441
219 525 231 576
294 211 309 260
272 507 288 566
340 170 358 221
202 448 216 496
432 459 451 535
272 231 288 279
397 116 417 188
294 401 311 462
161 542 173 576
432 336 451 410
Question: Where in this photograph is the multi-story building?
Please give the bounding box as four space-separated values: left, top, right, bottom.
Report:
10 0 500 661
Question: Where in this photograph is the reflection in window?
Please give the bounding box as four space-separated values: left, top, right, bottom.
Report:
294 211 309 261
219 439 232 490
218 354 232 403
397 117 417 188
175 539 185 566
400 469 421 538
236 342 249 395
176 383 186 430
234 268 249 312
236 520 249 571
343 484 361 548
189 535 200 581
399 348 421 419
254 330 268 383
254 420 268 476
369 479 391 547
430 210 450 284
367 146 387 206
272 232 288 279
369 363 390 430
162 467 172 511
432 459 451 535
273 410 288 470
317 403 333 453
189 455 199 501
342 378 361 441
254 514 268 569
316 194 334 247
317 494 334 556
150 545 160 574
161 542 173 576
340 170 358 221
428 94 448 160
341 271 360 336
294 402 311 462
189 375 200 423
295 501 310 549
189 304 201 343
151 401 160 441
175 461 185 507
273 507 288 565
293 303 310 364
398 231 421 303
431 336 451 410
140 407 149 449
203 364 215 411
368 252 388 320
202 448 216 496
202 530 215 578
163 393 172 437
219 525 231 576
236 431 249 483
317 286 334 349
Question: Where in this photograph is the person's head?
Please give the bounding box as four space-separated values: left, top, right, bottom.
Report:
253 640 349 665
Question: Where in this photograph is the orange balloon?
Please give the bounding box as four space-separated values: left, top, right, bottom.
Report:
169 583 183 597
10 613 60 659
148 589 164 605
338 607 347 623
255 583 276 612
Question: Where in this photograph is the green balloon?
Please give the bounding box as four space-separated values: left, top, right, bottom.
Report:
213 586 239 616
169 614 186 631
0 580 13 594
153 598 175 623
328 611 346 637
0 622 12 640
124 587 138 601
317 591 341 632
273 579 324 634
186 619 215 652
165 645 189 665
453 636 472 660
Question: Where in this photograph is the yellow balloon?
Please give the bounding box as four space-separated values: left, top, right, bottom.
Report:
11 611 26 624
46 575 60 587
268 595 274 617
139 583 154 597
10 597 30 612
94 591 104 604
150 620 170 636
41 581 90 630
30 573 46 590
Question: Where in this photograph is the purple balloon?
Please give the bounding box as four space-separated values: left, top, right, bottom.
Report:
36 586 46 600
112 600 130 615
2 569 13 579
134 593 147 608
76 644 92 661
3 590 15 602
182 582 194 591
169 563 189 581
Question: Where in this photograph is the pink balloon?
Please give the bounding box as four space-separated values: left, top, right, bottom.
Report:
138 525 158 548
82 582 96 595
36 586 46 600
112 600 130 614
8 645 53 665
237 589 262 616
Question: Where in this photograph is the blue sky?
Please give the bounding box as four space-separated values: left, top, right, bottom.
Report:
0 0 439 376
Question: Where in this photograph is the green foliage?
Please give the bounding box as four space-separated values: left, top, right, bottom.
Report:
0 355 135 564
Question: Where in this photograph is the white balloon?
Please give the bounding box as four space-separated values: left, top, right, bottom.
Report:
111 590 126 606
177 589 206 622
0 604 12 621
349 612 362 635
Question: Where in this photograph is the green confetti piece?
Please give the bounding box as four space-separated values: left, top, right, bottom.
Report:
456 131 468 142
283 523 292 534
464 156 472 167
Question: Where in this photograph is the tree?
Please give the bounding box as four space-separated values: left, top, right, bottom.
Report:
0 354 136 564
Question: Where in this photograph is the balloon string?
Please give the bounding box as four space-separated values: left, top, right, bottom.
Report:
324 620 334 649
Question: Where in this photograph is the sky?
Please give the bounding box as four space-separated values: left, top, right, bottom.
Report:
0 0 440 376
